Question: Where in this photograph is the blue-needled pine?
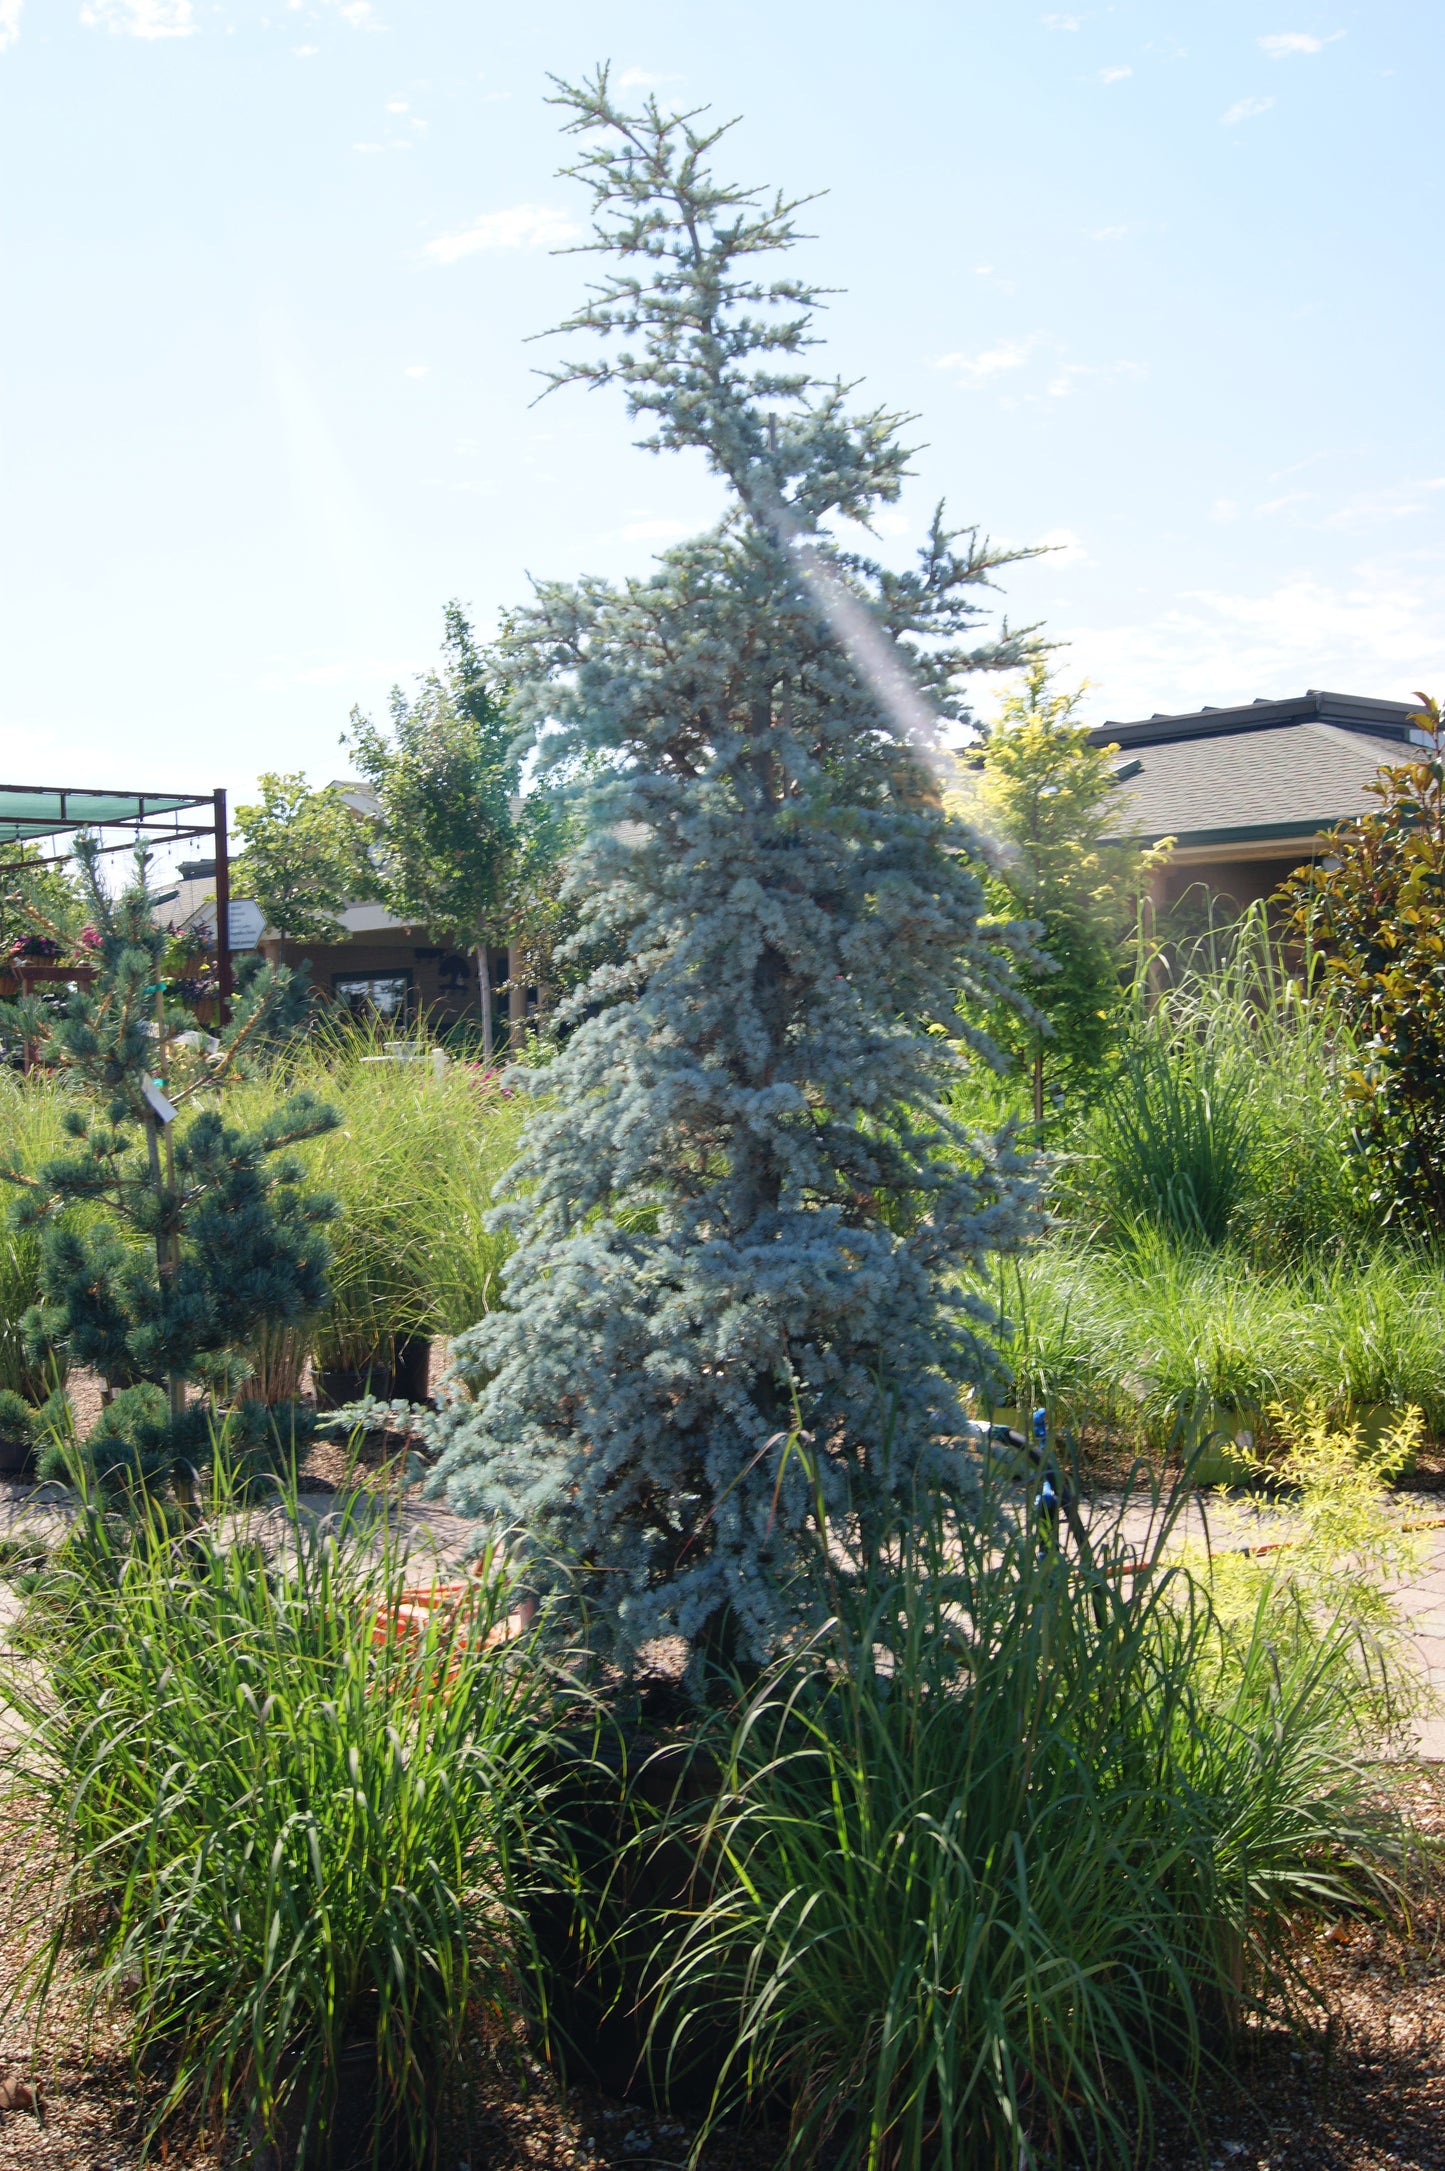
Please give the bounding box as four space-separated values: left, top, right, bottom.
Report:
432 72 1048 1670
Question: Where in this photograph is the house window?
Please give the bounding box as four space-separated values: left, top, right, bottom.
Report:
333 970 413 1020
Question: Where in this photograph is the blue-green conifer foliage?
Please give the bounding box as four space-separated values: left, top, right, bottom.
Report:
433 74 1046 1663
1 842 339 1492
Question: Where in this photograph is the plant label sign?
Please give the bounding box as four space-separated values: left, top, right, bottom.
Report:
223 899 266 950
143 1078 178 1126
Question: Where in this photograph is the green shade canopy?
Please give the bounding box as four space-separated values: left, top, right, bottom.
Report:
0 785 216 854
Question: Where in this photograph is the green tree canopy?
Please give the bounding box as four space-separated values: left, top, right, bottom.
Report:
961 662 1161 1125
0 845 84 955
1278 692 1445 1229
347 605 518 1057
232 773 372 948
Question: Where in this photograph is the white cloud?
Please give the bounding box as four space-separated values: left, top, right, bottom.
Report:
933 336 1040 385
1221 94 1276 125
617 517 692 543
1211 499 1240 522
404 364 429 379
293 41 317 55
616 66 672 89
327 0 375 24
934 337 1141 402
1043 12 1082 26
1088 224 1128 241
873 511 910 538
1046 358 1145 397
354 140 410 154
1040 527 1090 565
0 0 21 54
1259 30 1343 57
80 0 194 37
1063 565 1445 724
1098 65 1132 84
1318 477 1445 532
385 98 408 112
425 204 582 263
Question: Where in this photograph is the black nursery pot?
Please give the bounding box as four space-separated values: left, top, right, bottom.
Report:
0 1433 36 1478
314 1336 431 1412
528 1715 742 2117
257 2034 410 2171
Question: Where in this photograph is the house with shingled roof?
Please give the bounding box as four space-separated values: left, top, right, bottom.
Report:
1090 689 1430 915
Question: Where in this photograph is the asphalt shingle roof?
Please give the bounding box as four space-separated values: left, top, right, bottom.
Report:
1104 721 1413 847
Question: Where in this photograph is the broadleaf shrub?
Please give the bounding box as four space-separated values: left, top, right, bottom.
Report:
1278 692 1445 1231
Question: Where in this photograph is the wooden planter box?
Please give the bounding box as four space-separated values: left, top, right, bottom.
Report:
0 961 98 997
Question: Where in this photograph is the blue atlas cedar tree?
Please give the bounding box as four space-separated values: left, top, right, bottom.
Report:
431 71 1048 1669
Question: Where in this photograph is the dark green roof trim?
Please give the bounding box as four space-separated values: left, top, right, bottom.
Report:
1090 688 1419 753
1132 818 1333 850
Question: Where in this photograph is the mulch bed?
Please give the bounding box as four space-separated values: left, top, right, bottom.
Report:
2 1775 1443 2170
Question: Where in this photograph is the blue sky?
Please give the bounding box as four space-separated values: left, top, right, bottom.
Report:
1 0 1441 812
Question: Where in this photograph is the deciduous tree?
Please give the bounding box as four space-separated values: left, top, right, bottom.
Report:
232 772 371 951
347 606 517 1058
963 662 1161 1128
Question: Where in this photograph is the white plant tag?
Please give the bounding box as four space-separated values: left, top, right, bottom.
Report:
143 1077 177 1125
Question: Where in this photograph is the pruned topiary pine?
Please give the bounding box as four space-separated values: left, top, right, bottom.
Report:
431 71 1048 1672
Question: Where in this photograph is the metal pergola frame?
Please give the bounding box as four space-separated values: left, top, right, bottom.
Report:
0 784 233 1016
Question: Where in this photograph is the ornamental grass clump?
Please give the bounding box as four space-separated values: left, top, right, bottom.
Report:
0 1451 580 2168
228 1025 529 1375
640 1479 1406 2171
999 1233 1445 1451
432 73 1046 1672
1052 901 1373 1264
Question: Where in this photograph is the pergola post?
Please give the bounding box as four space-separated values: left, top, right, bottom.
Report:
213 788 232 1024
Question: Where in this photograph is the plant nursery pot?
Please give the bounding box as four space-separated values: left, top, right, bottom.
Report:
0 1433 36 1478
391 1333 431 1402
1188 1404 1260 1488
257 2036 405 2171
314 1336 431 1413
1350 1403 1419 1475
314 1361 391 1411
527 1725 747 2116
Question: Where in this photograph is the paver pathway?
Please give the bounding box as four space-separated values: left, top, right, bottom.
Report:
5 1473 1444 1756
